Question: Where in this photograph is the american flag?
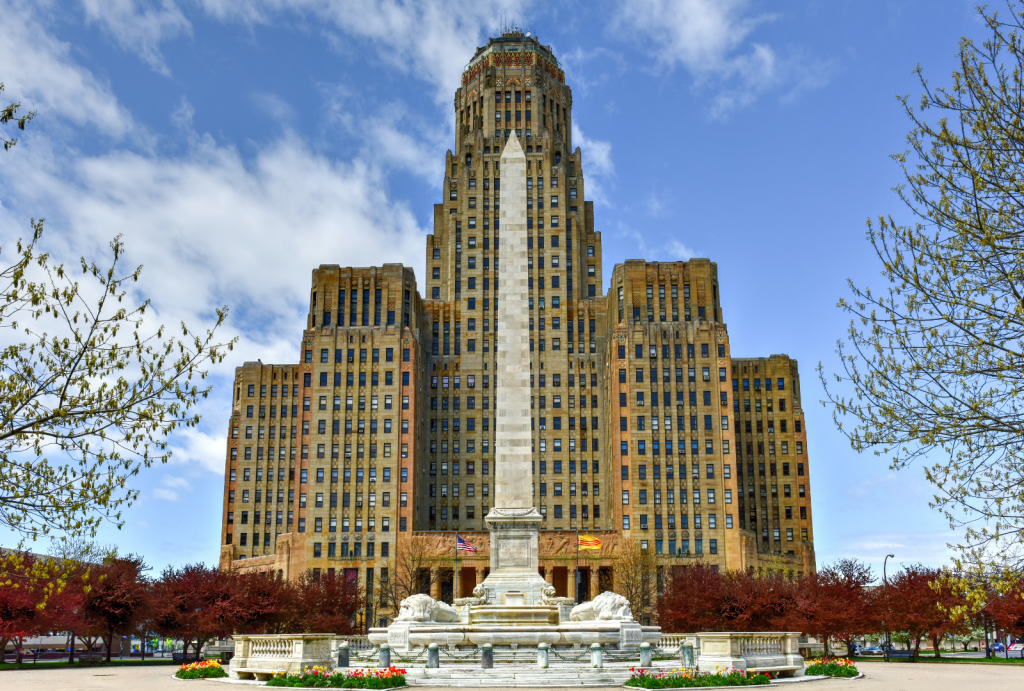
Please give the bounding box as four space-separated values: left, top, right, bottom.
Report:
457 535 478 553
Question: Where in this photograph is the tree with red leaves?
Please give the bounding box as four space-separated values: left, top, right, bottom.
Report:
0 552 43 663
236 570 294 635
884 564 966 657
658 564 798 632
658 564 728 633
81 555 151 662
151 563 245 660
796 559 879 656
719 569 799 632
283 571 362 634
987 581 1024 647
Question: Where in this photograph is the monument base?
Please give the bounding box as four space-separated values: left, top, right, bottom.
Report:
368 621 661 652
478 507 550 607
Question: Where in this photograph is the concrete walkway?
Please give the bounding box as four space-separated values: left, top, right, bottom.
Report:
0 659 1021 690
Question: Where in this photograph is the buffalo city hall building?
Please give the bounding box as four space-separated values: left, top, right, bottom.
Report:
220 32 816 628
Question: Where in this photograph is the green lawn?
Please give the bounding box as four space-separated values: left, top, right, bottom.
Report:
0 658 181 671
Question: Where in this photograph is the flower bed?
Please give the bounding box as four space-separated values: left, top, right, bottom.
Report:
805 657 858 678
625 668 771 688
267 666 407 688
176 660 228 679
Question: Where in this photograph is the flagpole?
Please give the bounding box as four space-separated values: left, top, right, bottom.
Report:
575 528 580 604
454 533 458 602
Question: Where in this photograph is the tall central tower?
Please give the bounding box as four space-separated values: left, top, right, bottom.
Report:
418 31 609 535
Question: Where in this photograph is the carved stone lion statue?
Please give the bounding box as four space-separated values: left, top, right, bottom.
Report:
394 593 460 623
454 584 489 607
569 591 634 622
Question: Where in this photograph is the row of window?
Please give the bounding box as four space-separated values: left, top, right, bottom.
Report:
620 438 725 456
619 343 724 360
620 367 727 383
623 488 725 506
244 393 408 418
230 466 404 484
738 483 808 499
621 513 727 536
227 512 394 534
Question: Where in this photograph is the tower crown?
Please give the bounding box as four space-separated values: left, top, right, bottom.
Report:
462 34 563 86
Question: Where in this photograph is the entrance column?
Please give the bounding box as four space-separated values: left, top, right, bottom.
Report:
430 567 440 600
590 566 600 598
569 568 578 602
475 567 486 585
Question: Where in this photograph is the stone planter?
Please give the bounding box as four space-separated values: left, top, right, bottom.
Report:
228 634 341 681
695 632 804 678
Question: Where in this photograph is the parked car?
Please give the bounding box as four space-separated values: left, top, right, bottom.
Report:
860 647 885 656
993 643 1006 652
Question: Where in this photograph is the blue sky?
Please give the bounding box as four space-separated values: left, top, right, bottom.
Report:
0 0 985 579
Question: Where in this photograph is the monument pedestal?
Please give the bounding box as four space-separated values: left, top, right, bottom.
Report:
477 507 549 607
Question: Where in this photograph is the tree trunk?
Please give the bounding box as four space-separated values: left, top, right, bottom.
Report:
931 634 941 658
844 637 855 658
68 631 76 665
105 631 113 663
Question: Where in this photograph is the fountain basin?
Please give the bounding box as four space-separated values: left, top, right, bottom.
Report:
469 605 559 626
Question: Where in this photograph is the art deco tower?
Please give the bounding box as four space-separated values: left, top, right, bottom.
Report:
417 31 608 535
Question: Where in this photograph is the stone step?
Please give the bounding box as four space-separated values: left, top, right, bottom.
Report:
403 668 634 687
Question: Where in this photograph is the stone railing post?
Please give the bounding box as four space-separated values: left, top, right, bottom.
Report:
640 642 652 668
338 641 349 668
481 643 493 669
537 642 549 668
427 643 439 668
590 642 603 668
378 644 390 668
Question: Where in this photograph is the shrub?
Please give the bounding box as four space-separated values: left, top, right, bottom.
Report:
176 660 228 679
805 657 858 678
266 666 407 688
625 668 771 688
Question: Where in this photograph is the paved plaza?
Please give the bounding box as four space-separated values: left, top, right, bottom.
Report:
1 661 1022 690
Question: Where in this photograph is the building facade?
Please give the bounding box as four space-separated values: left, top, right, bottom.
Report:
219 31 815 627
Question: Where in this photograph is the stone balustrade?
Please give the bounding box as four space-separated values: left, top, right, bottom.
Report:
695 632 804 677
229 634 341 681
345 635 373 651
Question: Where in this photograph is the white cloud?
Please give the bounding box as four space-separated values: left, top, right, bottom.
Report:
611 0 831 116
614 0 772 71
161 475 192 489
571 122 614 206
0 0 137 138
153 487 180 501
196 0 535 103
252 92 297 124
666 240 696 260
0 2 429 482
79 0 192 76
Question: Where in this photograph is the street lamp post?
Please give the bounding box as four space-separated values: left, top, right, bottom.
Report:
883 554 895 663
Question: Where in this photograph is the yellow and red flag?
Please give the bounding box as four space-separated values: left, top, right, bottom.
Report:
579 536 602 550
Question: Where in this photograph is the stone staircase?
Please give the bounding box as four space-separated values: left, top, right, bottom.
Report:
403 665 635 687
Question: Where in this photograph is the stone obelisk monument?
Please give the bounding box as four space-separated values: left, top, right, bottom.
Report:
480 132 549 606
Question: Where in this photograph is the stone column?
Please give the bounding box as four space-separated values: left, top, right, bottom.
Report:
544 566 554 584
475 568 485 585
590 567 599 598
430 567 440 600
569 568 577 602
